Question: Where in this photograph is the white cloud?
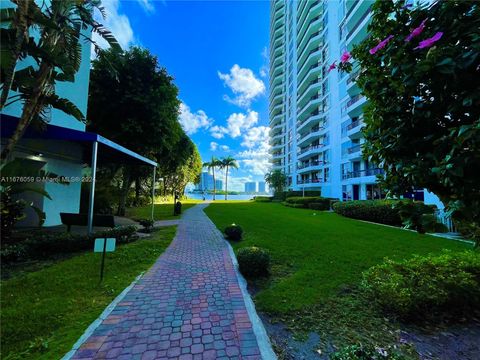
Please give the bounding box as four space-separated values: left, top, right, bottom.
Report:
241 126 270 148
220 145 230 151
210 125 228 139
236 126 271 176
225 111 258 138
179 103 212 135
93 0 134 52
210 142 218 151
225 175 254 192
218 64 265 108
260 47 269 78
137 0 155 13
209 110 258 139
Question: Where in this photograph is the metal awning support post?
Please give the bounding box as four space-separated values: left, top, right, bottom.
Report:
151 166 156 222
87 141 98 234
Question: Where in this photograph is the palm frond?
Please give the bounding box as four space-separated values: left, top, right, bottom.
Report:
42 94 85 122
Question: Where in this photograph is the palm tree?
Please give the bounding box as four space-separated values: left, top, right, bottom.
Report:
203 157 222 200
221 156 239 200
0 0 121 161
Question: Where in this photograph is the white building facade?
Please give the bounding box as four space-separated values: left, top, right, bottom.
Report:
269 0 442 206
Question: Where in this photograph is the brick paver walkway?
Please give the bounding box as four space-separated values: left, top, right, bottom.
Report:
71 203 264 360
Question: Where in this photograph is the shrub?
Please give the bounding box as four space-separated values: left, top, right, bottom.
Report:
307 198 336 211
0 191 26 243
95 225 138 243
237 246 270 278
284 203 307 209
286 190 321 198
284 196 336 209
394 201 439 234
1 226 139 263
308 203 329 210
331 344 408 360
333 200 402 226
254 196 272 202
273 191 286 201
361 251 480 319
138 219 155 233
0 243 28 263
456 220 480 242
273 190 322 201
224 224 243 241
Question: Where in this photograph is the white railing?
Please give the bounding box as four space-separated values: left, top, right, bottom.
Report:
434 209 456 233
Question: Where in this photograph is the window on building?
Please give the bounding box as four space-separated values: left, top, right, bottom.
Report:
324 167 330 182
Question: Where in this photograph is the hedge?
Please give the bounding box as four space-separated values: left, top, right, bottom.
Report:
253 196 272 202
273 190 322 201
1 226 138 263
285 196 337 210
362 251 480 320
332 200 402 226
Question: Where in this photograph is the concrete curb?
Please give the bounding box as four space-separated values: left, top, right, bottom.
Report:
202 203 277 360
61 272 145 360
225 240 278 360
357 219 474 245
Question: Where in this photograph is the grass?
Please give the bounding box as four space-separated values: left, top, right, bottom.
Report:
204 202 471 350
125 198 201 221
0 226 176 360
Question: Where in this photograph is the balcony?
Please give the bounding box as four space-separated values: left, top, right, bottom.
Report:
297 45 322 75
300 144 323 155
347 144 361 154
297 125 325 146
297 1 322 36
346 68 361 93
298 93 319 113
297 112 326 133
297 178 323 185
342 168 384 180
346 6 372 44
269 133 284 144
297 159 328 171
271 151 284 159
346 94 366 116
298 144 326 160
270 112 283 126
270 123 283 133
347 118 363 139
271 142 284 151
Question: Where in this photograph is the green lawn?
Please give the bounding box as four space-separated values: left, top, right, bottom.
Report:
205 202 470 347
125 199 201 221
0 227 176 360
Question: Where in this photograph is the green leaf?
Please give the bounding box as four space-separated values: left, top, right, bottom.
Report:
42 94 85 122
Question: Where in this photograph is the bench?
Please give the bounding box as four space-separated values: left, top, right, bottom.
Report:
60 213 115 232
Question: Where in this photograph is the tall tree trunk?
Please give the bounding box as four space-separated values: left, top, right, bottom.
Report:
117 167 132 216
212 167 216 201
225 166 229 200
1 62 52 161
0 0 31 110
134 176 141 206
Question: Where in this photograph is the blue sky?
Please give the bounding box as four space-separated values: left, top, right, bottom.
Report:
95 0 271 191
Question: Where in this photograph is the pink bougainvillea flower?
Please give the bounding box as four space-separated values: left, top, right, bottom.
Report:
340 51 351 63
414 32 443 49
405 19 427 42
328 61 337 72
369 35 394 55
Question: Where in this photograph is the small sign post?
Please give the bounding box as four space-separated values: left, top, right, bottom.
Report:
94 238 116 282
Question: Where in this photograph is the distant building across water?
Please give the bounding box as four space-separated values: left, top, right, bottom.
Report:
244 182 257 193
196 172 223 191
